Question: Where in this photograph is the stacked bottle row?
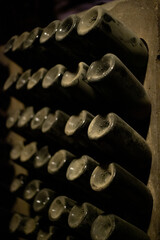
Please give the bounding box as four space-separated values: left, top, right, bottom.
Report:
3 52 151 137
3 3 152 240
6 106 152 184
4 5 148 83
9 141 152 239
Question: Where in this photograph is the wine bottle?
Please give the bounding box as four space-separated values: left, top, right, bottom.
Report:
23 179 44 204
61 62 100 113
32 188 57 216
88 112 152 183
64 110 94 154
33 145 51 179
86 53 151 136
15 69 32 104
90 162 153 231
42 64 73 111
41 110 71 147
10 31 30 66
55 14 88 65
30 107 50 140
77 5 148 82
47 149 75 195
91 214 150 240
40 20 60 47
16 106 35 138
48 195 76 227
19 141 38 170
68 202 103 238
66 155 99 202
27 68 48 102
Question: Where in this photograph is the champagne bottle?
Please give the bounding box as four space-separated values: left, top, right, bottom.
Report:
32 188 57 217
61 62 100 113
19 141 38 170
88 112 152 183
86 53 151 136
66 155 99 202
77 5 148 82
10 31 30 66
33 145 51 180
64 110 94 154
48 195 76 227
55 14 87 65
30 107 50 139
68 202 103 238
90 162 153 231
47 149 75 195
42 64 73 111
41 110 71 147
16 106 35 138
91 214 150 240
27 68 47 101
23 179 44 204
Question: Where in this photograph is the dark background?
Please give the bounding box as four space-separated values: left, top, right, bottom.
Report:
0 0 113 45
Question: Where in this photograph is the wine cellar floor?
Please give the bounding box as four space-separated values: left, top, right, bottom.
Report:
0 0 160 239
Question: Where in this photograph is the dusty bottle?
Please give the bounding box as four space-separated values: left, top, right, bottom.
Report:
19 141 38 170
39 19 68 68
86 53 151 136
22 27 46 70
91 214 150 240
77 5 148 82
48 195 76 227
42 64 73 111
55 14 89 66
23 179 44 204
61 62 100 114
88 112 152 184
90 162 153 231
16 69 32 90
16 106 35 138
47 149 76 195
40 20 60 48
30 107 50 140
47 149 75 178
15 69 32 104
33 188 57 216
66 155 99 202
33 145 52 179
27 68 48 104
64 110 94 154
41 110 71 147
68 202 103 238
10 31 30 66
